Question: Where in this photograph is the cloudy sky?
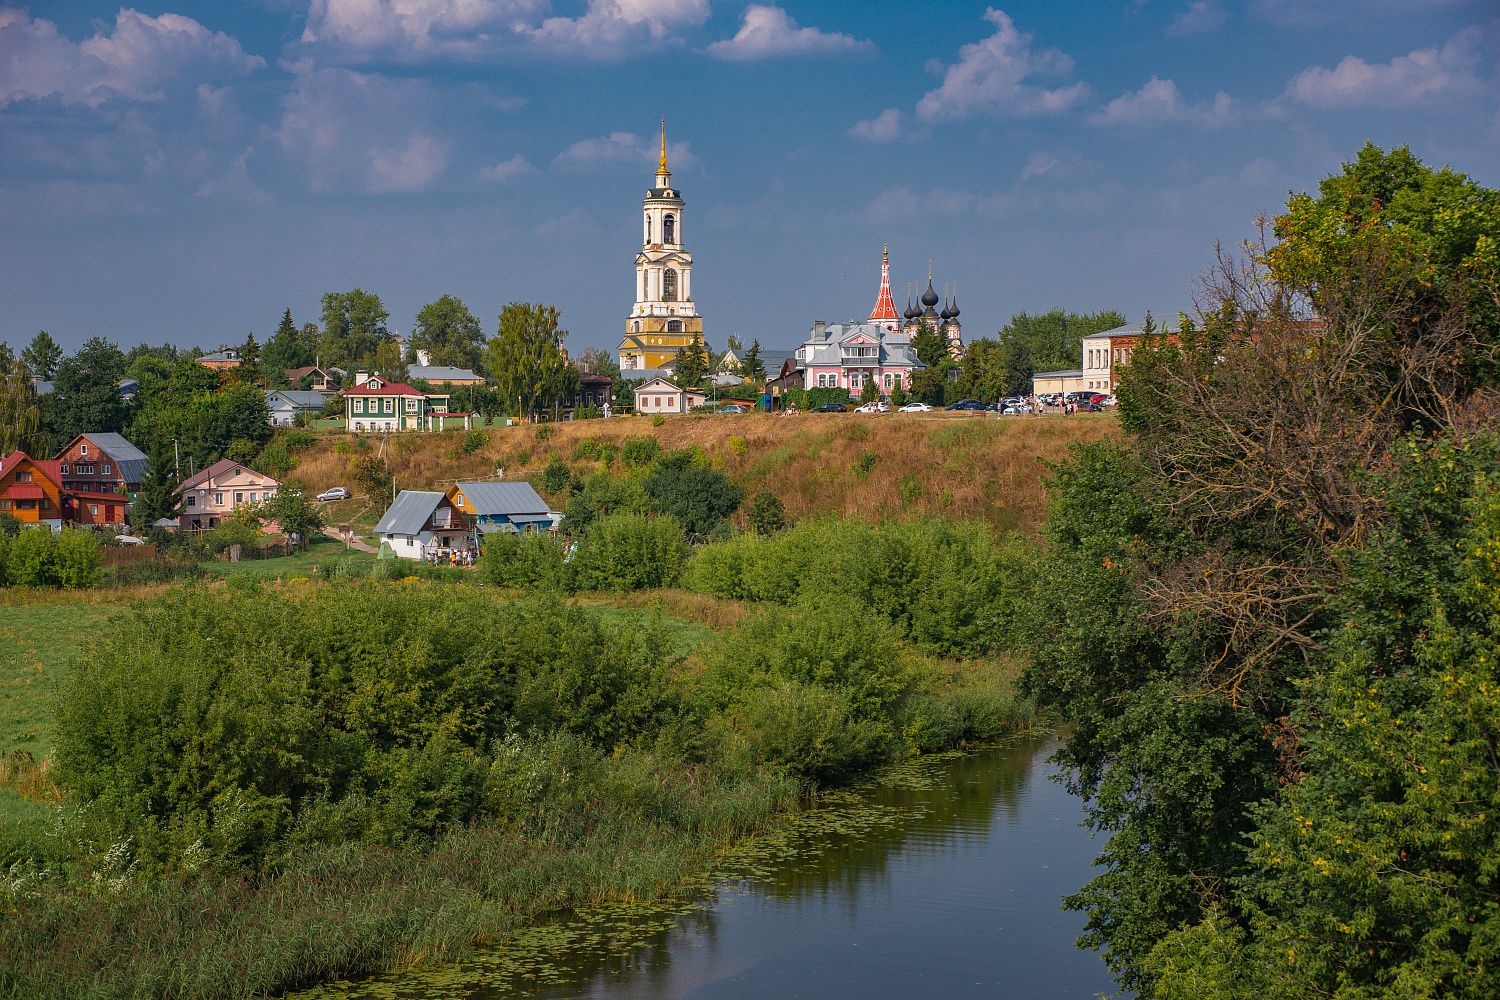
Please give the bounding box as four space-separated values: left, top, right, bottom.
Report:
3 1 1497 357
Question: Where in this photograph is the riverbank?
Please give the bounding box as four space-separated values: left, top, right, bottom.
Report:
0 580 1034 1000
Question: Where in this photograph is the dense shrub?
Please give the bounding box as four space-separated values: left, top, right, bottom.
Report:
746 490 786 534
685 518 1021 656
539 456 571 494
478 530 568 589
642 451 742 539
53 586 682 871
569 512 687 591
561 471 649 536
620 435 662 468
460 429 487 454
0 527 101 588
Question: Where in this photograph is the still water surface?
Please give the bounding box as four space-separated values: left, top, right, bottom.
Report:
321 738 1116 999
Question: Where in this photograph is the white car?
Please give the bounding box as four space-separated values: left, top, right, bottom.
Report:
317 486 351 502
898 402 932 412
854 401 888 413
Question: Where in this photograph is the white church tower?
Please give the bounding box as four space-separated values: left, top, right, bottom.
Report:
618 118 705 371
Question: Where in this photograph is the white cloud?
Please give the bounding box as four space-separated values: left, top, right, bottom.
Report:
1167 1 1226 36
1284 24 1490 109
912 8 1089 123
0 7 264 108
269 64 450 194
1090 76 1237 127
1019 151 1059 180
847 108 907 143
301 0 706 60
367 135 450 193
553 130 698 169
301 0 546 58
708 4 874 61
530 0 709 58
478 153 536 183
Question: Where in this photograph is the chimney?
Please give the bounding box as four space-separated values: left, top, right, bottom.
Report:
813 320 826 338
355 370 370 386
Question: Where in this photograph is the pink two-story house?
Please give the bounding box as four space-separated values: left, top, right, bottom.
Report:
797 320 925 398
176 459 280 531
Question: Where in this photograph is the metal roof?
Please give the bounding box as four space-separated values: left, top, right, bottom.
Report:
1033 369 1084 378
1082 321 1149 340
451 480 549 516
80 433 150 485
266 390 329 410
374 490 446 536
408 365 482 382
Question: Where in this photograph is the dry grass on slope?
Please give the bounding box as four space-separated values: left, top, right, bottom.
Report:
287 412 1119 536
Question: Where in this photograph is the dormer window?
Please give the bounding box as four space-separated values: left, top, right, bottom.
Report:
80 444 88 456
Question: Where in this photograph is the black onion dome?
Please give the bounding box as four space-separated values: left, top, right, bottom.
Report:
940 291 954 321
920 278 940 308
949 293 960 320
903 291 919 320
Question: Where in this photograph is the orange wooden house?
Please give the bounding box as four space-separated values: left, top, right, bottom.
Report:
0 452 65 529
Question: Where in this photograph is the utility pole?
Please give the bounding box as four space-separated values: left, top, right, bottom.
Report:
173 438 180 480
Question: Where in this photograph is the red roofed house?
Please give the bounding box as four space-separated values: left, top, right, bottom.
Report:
0 452 65 529
344 372 472 432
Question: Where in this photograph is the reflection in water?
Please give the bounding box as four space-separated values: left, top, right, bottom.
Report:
311 738 1116 1000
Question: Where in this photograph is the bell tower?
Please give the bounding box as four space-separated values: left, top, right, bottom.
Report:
619 118 704 371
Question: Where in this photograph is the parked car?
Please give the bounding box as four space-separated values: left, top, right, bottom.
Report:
1077 400 1103 412
718 404 749 413
944 399 987 411
854 401 889 413
812 403 848 413
317 486 351 502
898 402 933 412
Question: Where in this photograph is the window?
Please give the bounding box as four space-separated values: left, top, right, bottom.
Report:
214 492 224 506
235 492 244 505
103 464 111 475
663 268 678 302
90 505 98 517
645 216 652 243
61 464 70 475
667 320 682 332
884 373 893 389
17 471 32 483
663 214 675 244
80 444 88 456
643 272 649 300
186 495 196 508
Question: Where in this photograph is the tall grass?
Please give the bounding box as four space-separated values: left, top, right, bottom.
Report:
286 413 1117 536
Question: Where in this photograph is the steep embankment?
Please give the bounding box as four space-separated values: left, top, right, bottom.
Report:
288 412 1118 535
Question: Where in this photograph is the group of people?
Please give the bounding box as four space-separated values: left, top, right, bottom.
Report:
427 548 475 567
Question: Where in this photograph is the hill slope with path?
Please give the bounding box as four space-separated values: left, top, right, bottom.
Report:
288 412 1119 536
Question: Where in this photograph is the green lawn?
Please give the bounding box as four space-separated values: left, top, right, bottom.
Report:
585 603 718 659
0 597 127 757
206 536 377 580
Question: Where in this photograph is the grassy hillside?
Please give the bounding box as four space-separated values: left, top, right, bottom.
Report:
287 412 1118 535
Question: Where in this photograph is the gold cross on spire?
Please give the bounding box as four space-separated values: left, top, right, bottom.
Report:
658 115 669 173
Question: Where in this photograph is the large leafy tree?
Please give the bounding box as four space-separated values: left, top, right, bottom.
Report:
21 330 62 380
576 347 620 378
488 302 578 419
0 359 45 455
994 309 1125 375
908 320 953 404
410 294 485 371
47 336 128 443
741 339 766 381
642 451 742 539
1022 145 1500 993
953 338 1008 402
319 289 389 370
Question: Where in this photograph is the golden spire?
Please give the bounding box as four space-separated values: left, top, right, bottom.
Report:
658 115 669 173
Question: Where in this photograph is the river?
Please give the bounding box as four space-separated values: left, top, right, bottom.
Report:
308 737 1117 999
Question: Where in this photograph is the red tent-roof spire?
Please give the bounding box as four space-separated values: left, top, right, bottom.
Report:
868 243 899 323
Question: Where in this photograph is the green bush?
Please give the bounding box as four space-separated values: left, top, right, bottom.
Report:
651 414 665 427
534 425 551 442
53 586 683 871
539 457 571 494
0 527 101 588
569 512 687 591
685 518 1021 657
620 435 663 468
852 449 878 479
461 429 487 454
746 491 786 534
478 531 568 590
642 451 742 539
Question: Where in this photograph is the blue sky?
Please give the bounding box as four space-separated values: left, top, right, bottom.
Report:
3 1 1497 357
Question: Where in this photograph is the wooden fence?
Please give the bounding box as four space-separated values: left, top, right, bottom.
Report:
99 544 158 566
